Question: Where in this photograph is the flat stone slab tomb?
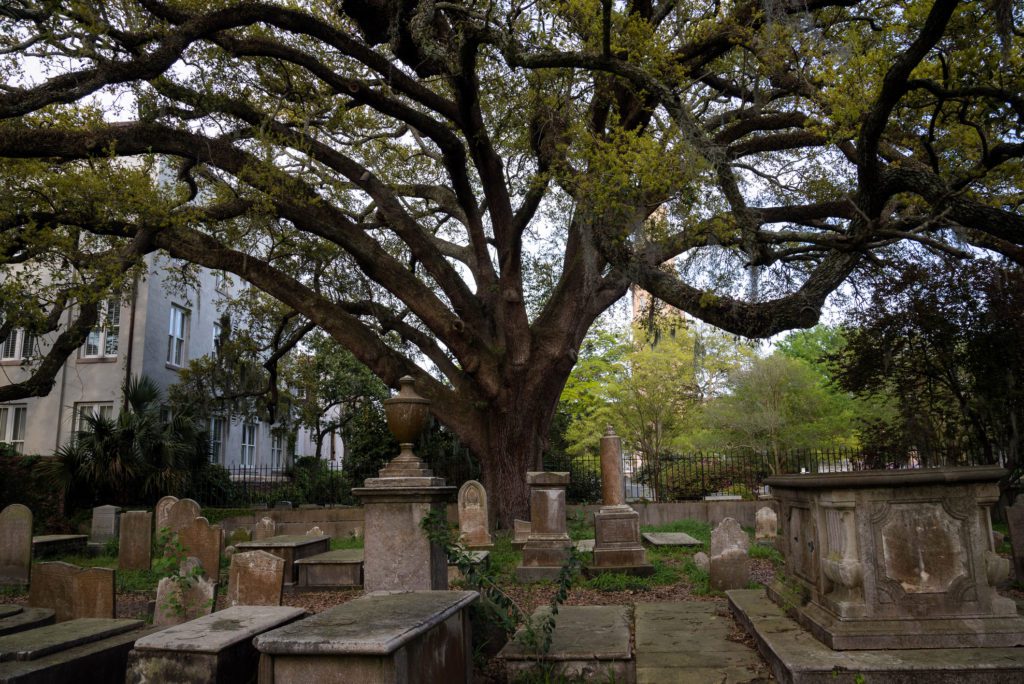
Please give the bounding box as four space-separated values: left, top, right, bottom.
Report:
294 549 363 589
30 535 87 560
641 532 702 547
126 606 307 684
730 589 1024 683
499 605 634 683
254 590 478 684
0 618 149 684
234 535 331 585
0 607 54 638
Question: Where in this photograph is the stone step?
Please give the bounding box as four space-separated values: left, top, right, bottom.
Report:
0 624 153 684
499 605 633 683
634 602 768 683
127 605 307 684
294 549 363 588
0 618 143 662
0 608 55 638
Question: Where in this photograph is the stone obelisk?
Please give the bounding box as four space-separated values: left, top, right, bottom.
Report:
590 426 653 576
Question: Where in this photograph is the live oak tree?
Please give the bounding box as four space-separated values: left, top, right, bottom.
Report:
1 0 1022 523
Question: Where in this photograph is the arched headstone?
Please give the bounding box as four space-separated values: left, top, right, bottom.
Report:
457 481 493 548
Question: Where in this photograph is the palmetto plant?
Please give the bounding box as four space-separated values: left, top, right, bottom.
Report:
44 375 208 506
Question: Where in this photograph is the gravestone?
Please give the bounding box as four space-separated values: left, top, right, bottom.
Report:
516 472 572 582
693 551 710 573
458 480 493 549
305 526 323 537
709 517 750 591
253 517 276 541
1007 499 1024 583
165 498 201 535
755 507 778 543
154 496 178 534
28 562 115 621
226 551 285 607
118 511 152 571
0 504 32 585
590 427 652 576
90 505 122 545
512 519 531 548
153 558 217 628
177 517 221 578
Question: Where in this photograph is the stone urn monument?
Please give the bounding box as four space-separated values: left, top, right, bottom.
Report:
353 376 455 591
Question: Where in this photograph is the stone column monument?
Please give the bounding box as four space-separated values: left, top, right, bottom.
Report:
515 471 573 581
590 426 653 576
353 376 454 591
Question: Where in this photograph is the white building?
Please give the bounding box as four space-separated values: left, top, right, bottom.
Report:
0 254 334 469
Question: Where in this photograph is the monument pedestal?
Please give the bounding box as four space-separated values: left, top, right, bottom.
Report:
516 472 572 582
354 477 455 592
589 505 653 577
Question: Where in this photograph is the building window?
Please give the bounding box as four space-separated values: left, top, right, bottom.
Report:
271 432 285 470
241 422 256 467
83 298 120 358
0 405 27 454
209 417 226 464
167 305 189 367
72 402 113 437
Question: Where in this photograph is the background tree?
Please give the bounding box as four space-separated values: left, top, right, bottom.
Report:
2 1 1022 523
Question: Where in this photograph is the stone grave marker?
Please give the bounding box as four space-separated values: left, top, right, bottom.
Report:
755 507 777 543
154 496 178 534
177 517 221 578
118 511 152 571
512 519 531 547
253 517 276 541
458 480 493 548
305 526 323 536
153 557 217 628
89 505 122 545
0 504 32 585
516 472 572 582
693 551 710 573
226 551 285 607
709 517 750 591
29 562 115 621
165 498 201 535
1007 499 1024 584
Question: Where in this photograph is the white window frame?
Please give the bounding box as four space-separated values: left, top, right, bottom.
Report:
209 417 226 464
82 298 120 359
240 422 257 468
72 402 114 437
270 431 285 470
167 305 190 368
0 405 27 454
1 329 19 360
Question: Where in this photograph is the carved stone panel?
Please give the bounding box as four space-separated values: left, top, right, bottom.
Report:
877 502 968 595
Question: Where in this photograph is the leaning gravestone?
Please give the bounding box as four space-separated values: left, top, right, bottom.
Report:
28 562 115 621
154 496 179 534
153 557 217 628
165 498 202 535
253 517 276 541
118 511 152 571
226 551 285 607
177 517 222 579
458 480 493 548
709 517 750 591
90 505 122 545
755 507 777 543
0 504 32 585
1007 500 1024 583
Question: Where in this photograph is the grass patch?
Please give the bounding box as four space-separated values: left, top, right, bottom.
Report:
117 569 161 593
330 534 365 551
0 585 27 598
203 508 257 525
682 555 711 595
51 554 117 569
487 533 522 583
566 512 594 542
749 542 784 565
583 558 682 592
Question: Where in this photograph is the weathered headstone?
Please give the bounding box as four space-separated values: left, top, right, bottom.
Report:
165 498 201 535
118 511 152 571
512 519 531 547
253 516 276 541
709 517 750 591
177 517 222 578
28 562 115 621
458 480 493 548
153 557 217 627
305 526 324 537
516 472 572 582
90 505 122 545
693 551 710 573
154 495 179 534
1007 500 1024 584
755 507 778 543
226 550 285 607
0 504 32 585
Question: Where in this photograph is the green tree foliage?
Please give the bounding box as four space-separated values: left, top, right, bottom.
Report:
834 259 1024 473
41 375 212 508
2 1 1022 522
